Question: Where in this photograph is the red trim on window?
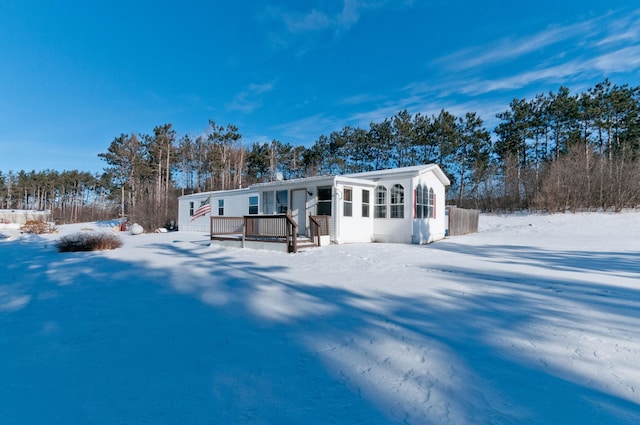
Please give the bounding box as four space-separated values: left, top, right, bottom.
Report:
413 189 417 219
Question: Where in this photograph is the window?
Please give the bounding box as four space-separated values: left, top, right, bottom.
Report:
416 185 434 219
262 191 275 214
276 190 288 213
249 196 259 214
362 189 370 218
375 185 387 218
416 185 422 218
189 201 194 216
416 184 427 218
317 187 332 216
218 199 224 216
343 187 352 217
390 184 404 218
428 188 434 218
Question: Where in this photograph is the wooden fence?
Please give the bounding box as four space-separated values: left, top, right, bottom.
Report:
0 209 51 225
447 207 479 236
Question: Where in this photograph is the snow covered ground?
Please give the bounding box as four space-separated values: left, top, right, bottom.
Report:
1 212 639 424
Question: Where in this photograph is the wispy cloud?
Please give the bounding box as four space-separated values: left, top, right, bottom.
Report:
270 98 418 144
432 9 640 96
280 0 392 34
329 9 640 135
454 45 640 96
438 17 602 71
589 45 640 73
338 92 389 106
283 9 333 33
597 9 640 46
226 82 275 114
261 0 413 52
273 91 509 145
346 95 426 126
264 7 640 144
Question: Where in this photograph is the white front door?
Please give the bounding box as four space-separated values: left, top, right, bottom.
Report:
291 189 307 236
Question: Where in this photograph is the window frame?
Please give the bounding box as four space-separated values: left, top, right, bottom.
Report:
428 187 434 218
416 184 427 219
390 184 404 218
343 187 352 217
317 186 332 216
262 191 275 214
374 185 387 219
248 195 259 215
362 189 370 218
416 185 422 219
218 199 224 216
276 190 288 214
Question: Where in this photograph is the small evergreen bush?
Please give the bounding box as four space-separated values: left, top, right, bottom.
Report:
56 232 123 252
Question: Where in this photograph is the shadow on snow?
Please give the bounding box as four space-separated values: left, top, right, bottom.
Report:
1 236 639 424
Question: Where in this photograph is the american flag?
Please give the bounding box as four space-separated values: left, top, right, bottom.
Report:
191 196 211 221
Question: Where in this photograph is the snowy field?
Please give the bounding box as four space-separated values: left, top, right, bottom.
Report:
1 212 639 424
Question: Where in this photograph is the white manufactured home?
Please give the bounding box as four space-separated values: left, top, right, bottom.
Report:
178 164 450 247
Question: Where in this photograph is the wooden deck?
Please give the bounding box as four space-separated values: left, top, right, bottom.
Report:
210 215 330 253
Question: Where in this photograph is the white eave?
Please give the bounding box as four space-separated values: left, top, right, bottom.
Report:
178 187 255 200
346 164 451 186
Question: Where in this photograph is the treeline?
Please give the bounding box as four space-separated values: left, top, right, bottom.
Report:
492 80 640 211
1 80 639 229
0 169 113 223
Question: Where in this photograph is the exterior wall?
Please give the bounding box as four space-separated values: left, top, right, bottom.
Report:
334 182 375 243
257 184 320 236
253 176 339 239
212 190 258 217
411 172 447 243
178 188 257 232
178 193 210 232
371 175 415 243
258 185 316 234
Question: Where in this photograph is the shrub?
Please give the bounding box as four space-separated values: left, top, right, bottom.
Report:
21 220 56 235
56 232 123 252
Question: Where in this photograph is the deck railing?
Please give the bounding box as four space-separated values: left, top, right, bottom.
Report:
210 216 244 237
212 214 299 253
243 214 298 253
309 215 330 246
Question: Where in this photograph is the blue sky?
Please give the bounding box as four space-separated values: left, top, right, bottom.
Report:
1 0 639 174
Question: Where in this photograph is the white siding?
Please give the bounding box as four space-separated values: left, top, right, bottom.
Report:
334 183 374 243
178 193 210 233
178 188 257 232
371 176 414 243
411 172 447 243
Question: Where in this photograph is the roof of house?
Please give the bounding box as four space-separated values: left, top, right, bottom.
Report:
251 174 336 189
178 187 254 200
179 164 449 200
346 164 450 185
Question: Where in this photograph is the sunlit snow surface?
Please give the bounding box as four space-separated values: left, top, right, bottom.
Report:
1 212 639 424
